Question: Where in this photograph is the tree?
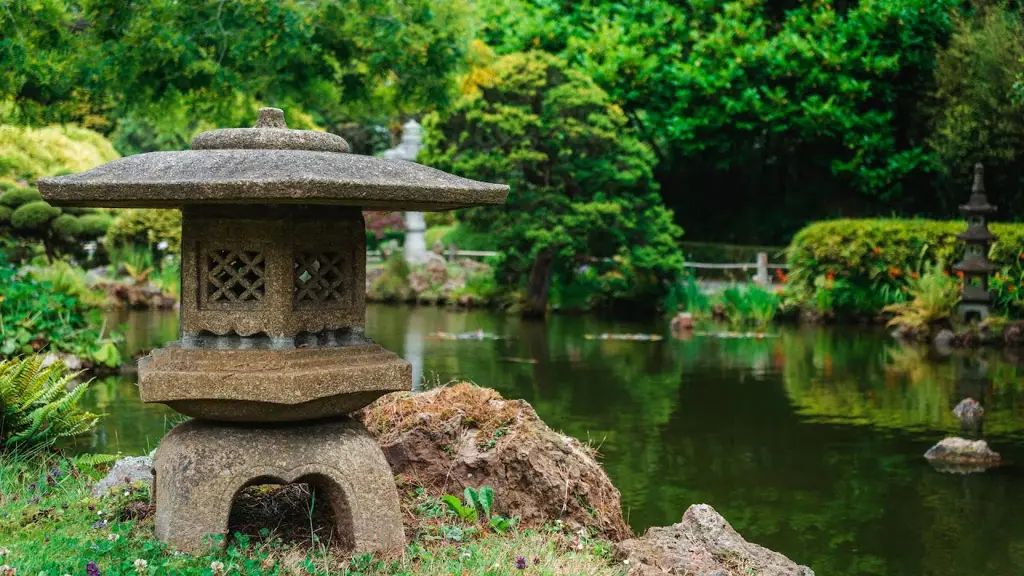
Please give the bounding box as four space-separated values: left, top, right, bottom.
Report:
0 0 474 152
930 4 1024 216
0 182 111 262
421 51 683 315
470 0 958 243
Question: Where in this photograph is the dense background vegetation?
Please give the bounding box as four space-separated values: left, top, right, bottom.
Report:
3 0 1024 308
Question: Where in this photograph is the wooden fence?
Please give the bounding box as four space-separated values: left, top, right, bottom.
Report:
368 246 787 284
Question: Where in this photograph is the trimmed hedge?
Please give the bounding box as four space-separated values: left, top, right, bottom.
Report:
787 218 1024 296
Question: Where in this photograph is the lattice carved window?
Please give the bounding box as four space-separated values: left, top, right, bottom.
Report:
206 249 266 302
294 251 346 303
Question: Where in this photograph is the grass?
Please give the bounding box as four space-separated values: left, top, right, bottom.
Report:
0 453 625 576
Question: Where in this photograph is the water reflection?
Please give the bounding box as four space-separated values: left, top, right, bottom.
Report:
75 306 1024 576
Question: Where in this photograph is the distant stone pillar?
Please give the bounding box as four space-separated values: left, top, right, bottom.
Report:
383 120 428 264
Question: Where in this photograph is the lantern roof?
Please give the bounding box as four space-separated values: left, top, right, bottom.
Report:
957 225 998 243
953 253 998 274
37 108 508 211
959 164 997 215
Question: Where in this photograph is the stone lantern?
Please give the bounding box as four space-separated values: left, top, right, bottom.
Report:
38 108 507 554
954 163 998 322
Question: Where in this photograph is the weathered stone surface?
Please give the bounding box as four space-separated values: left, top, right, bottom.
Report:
614 504 815 576
37 152 508 211
360 382 631 541
924 437 1001 474
178 205 366 338
191 108 351 153
933 329 956 350
153 417 404 555
92 455 154 498
952 398 984 425
139 344 410 422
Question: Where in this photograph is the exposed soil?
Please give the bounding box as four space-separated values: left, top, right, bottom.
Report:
359 382 632 541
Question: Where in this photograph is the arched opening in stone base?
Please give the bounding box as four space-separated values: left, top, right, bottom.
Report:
226 474 354 551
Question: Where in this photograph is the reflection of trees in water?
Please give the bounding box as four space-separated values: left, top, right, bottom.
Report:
367 307 1024 576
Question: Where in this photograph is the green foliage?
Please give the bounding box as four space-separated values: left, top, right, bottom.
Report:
10 201 60 231
0 356 99 451
664 275 711 317
0 183 111 263
442 486 518 535
29 260 107 310
440 222 496 251
1 0 474 153
0 186 43 206
717 284 780 328
368 253 413 302
787 218 1024 316
0 124 119 181
931 4 1024 216
884 260 960 335
475 0 958 242
0 255 121 366
104 209 182 254
422 51 683 310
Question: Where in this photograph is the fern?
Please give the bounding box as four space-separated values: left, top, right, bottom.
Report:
0 356 100 451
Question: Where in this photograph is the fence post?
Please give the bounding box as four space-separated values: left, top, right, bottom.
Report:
755 252 769 286
448 243 457 262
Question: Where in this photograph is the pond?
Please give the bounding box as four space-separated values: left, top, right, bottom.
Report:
77 305 1024 576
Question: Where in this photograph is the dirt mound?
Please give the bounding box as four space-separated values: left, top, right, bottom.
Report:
359 382 631 541
614 504 815 576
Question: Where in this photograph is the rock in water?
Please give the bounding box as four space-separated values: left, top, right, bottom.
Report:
359 382 631 540
92 455 154 497
924 437 1001 474
614 504 815 576
952 398 984 425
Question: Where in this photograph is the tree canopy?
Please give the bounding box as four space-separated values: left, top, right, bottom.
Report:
421 51 683 313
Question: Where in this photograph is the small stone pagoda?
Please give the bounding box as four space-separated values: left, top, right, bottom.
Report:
954 163 998 322
38 108 507 553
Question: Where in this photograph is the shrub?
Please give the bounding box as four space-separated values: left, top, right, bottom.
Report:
884 260 960 337
787 218 1024 316
0 184 110 263
0 355 99 451
422 51 683 313
104 209 182 254
0 254 121 366
0 186 43 206
0 124 119 181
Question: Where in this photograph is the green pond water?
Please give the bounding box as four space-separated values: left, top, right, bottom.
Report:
78 305 1024 576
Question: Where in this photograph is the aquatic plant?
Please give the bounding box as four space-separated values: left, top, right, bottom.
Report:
717 284 780 328
0 355 98 451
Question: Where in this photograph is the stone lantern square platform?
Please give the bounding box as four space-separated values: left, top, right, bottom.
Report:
38 108 508 554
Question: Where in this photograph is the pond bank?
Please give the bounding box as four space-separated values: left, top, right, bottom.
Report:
2 382 814 576
72 306 1024 575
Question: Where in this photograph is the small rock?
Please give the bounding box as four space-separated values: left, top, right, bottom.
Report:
952 398 984 425
92 455 154 498
670 312 695 333
933 329 956 350
1005 322 1024 347
614 504 814 576
924 437 1000 474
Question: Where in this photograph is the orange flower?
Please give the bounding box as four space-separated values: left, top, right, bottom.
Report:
826 270 836 281
888 267 902 278
910 271 919 280
1009 285 1016 293
873 246 882 255
775 269 788 283
956 271 965 280
1019 251 1024 261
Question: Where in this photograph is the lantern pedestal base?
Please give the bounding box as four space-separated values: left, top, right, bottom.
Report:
153 416 404 555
